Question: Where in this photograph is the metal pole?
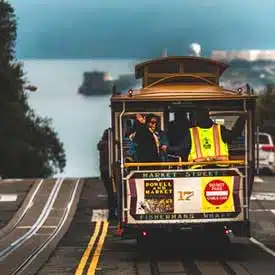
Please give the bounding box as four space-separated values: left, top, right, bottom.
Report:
256 125 260 175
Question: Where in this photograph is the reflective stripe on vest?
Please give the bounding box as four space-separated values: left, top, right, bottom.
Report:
188 124 229 162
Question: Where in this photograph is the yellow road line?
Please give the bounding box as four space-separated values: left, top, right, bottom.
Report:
75 221 102 275
87 220 109 274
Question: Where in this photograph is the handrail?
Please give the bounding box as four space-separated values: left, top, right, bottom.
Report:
123 160 245 168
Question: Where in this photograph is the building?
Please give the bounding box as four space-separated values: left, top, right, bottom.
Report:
212 50 275 62
78 71 137 96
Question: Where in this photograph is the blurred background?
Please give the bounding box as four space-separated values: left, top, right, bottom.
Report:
8 0 275 177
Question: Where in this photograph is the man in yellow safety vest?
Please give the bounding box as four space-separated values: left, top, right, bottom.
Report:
187 110 246 167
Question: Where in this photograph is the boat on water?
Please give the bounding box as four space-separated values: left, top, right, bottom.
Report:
78 71 138 96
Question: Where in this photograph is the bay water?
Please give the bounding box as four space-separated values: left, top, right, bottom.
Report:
22 59 138 178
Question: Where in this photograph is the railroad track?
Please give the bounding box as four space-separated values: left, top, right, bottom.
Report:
64 218 254 275
0 178 83 275
133 258 252 275
94 233 255 275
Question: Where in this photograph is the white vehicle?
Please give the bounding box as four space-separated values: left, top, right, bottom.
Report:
256 132 275 173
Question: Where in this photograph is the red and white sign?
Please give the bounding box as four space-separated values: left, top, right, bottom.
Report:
204 179 230 205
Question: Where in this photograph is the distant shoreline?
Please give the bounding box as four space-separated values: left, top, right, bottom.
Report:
18 57 148 61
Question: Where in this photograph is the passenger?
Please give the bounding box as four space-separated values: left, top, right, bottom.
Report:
167 110 190 146
163 110 191 161
122 117 142 162
159 131 169 162
186 109 246 167
124 119 135 137
123 133 137 162
97 128 116 220
134 113 168 162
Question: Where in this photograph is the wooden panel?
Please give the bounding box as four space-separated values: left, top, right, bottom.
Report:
229 155 245 160
180 63 184 73
145 73 218 87
135 56 229 80
147 62 180 73
143 66 148 87
147 73 217 78
183 59 218 74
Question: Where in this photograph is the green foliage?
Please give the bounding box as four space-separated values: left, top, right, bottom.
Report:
0 1 16 63
256 84 275 138
0 0 66 178
257 85 275 121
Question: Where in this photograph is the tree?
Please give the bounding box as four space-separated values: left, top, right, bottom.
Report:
256 84 275 138
0 0 66 178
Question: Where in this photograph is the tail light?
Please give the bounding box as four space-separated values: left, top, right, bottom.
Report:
142 231 148 237
261 145 275 152
116 223 124 236
224 226 232 235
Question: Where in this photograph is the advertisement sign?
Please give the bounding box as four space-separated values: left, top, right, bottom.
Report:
127 170 242 222
143 179 174 213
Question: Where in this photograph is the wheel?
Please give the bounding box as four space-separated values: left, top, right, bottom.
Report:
231 221 250 238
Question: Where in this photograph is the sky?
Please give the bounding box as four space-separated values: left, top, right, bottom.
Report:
9 0 275 59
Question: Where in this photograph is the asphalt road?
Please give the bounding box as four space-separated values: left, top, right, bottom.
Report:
0 178 83 275
0 179 35 229
2 175 275 274
250 176 275 252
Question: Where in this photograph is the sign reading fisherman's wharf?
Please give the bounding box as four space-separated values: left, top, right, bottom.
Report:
133 212 239 220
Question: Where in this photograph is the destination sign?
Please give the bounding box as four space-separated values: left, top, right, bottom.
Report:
129 169 240 179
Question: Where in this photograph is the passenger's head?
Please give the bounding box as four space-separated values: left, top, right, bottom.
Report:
174 110 188 121
193 109 211 125
146 113 158 131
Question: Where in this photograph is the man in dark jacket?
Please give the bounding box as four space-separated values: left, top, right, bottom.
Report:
97 128 116 220
165 110 191 161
